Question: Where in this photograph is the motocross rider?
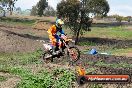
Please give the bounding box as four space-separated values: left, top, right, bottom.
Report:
47 19 66 55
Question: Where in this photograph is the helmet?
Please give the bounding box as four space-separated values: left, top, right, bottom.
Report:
56 19 64 28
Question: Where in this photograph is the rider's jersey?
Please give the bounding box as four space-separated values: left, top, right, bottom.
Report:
47 25 65 36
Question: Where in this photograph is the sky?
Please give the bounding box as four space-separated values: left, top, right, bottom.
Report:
15 0 132 16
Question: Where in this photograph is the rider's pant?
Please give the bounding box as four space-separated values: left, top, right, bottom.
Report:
48 34 60 51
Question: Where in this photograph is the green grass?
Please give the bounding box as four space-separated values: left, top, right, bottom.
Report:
64 25 132 40
0 65 103 88
0 65 76 88
86 68 96 73
95 60 132 68
84 26 132 40
81 47 132 57
0 21 34 27
0 49 76 87
0 17 35 27
110 48 132 56
0 49 43 66
0 49 103 88
0 76 7 82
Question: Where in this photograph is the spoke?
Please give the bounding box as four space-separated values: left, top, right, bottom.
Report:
69 49 78 60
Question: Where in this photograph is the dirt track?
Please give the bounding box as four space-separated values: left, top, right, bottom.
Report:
0 25 48 53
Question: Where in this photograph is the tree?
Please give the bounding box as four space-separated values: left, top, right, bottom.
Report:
22 9 31 15
57 0 110 44
30 5 37 16
0 5 6 16
0 0 18 15
126 16 131 22
111 15 124 22
86 0 110 17
0 0 7 16
43 6 56 16
37 0 48 17
8 0 18 15
57 0 80 40
15 7 22 14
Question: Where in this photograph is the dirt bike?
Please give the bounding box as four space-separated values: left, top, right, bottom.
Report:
42 34 80 64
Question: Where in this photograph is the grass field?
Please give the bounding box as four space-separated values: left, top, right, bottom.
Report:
0 17 36 27
84 26 132 40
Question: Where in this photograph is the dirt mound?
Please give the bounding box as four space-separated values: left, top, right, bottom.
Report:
0 32 42 53
33 21 52 30
0 27 44 53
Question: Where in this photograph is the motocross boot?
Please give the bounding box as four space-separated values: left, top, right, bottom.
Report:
52 43 60 55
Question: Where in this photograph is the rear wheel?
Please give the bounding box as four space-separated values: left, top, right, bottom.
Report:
42 51 53 63
67 46 80 63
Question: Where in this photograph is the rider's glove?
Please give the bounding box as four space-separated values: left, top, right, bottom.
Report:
61 34 67 39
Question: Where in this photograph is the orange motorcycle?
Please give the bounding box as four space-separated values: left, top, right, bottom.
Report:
42 34 80 64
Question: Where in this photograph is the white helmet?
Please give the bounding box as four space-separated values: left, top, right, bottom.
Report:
56 19 64 28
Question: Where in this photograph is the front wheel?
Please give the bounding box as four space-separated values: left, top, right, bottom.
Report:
42 51 53 63
67 46 80 63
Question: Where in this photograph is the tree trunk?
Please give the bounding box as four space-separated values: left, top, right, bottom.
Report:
10 11 12 15
3 10 6 17
75 10 84 45
75 22 81 45
9 3 13 15
9 6 12 15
